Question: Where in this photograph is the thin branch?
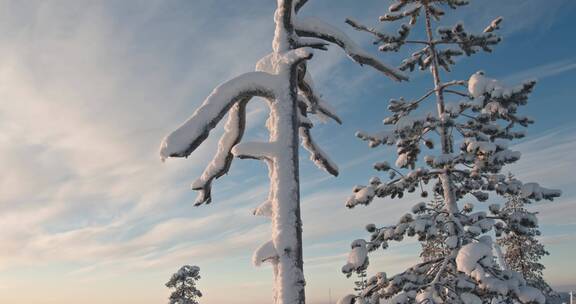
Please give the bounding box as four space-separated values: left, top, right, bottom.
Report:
345 18 390 42
430 252 454 286
405 40 430 45
232 142 277 160
294 0 308 13
443 89 470 98
413 88 437 105
191 99 249 205
300 126 339 176
295 17 408 81
298 75 342 124
439 80 467 89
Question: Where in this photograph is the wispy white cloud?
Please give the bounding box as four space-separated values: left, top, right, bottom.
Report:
0 1 574 303
0 6 370 304
502 58 576 84
0 0 275 273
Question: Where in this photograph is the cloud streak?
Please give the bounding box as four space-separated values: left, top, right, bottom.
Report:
0 1 574 303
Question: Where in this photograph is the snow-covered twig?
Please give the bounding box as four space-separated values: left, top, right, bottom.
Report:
295 17 408 81
160 72 277 159
191 99 248 205
300 126 339 176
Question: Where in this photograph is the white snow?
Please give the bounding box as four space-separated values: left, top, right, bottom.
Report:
468 71 504 98
295 17 373 62
411 202 426 213
493 243 508 271
159 72 278 160
300 127 339 176
484 16 503 33
343 239 368 272
433 153 455 166
466 139 496 154
253 200 273 217
232 141 278 159
190 100 246 204
516 285 546 304
256 52 277 74
395 153 408 168
521 182 562 201
456 236 493 275
461 293 482 304
468 71 536 105
294 16 407 81
253 240 279 266
446 235 459 249
347 186 375 207
415 289 438 304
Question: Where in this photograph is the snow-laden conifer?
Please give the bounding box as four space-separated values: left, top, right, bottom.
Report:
159 1 405 303
419 194 450 263
166 265 202 304
339 1 561 303
497 187 555 297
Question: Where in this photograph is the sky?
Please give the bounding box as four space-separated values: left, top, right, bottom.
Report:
0 0 575 303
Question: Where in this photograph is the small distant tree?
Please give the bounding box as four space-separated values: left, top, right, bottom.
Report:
338 0 562 303
166 265 202 304
159 2 405 303
497 190 554 296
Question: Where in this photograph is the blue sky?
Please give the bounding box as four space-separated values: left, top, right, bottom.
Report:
0 1 575 303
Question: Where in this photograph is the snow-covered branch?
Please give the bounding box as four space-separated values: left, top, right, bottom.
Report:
293 0 308 13
160 72 277 160
232 141 278 160
298 72 342 124
342 197 552 303
300 126 339 176
253 240 279 267
294 17 408 81
191 100 248 205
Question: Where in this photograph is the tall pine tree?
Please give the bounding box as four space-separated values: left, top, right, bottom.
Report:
339 1 561 303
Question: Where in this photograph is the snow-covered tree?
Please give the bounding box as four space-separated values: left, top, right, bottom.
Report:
159 1 405 303
497 189 554 296
339 1 561 303
166 265 202 304
419 194 450 262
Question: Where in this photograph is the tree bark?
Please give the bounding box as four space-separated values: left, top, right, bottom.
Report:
270 1 306 303
423 3 459 217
